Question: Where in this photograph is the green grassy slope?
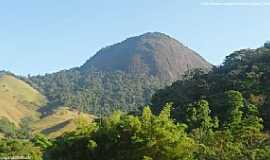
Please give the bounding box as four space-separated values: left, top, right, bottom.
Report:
0 74 94 138
32 107 94 138
0 74 47 126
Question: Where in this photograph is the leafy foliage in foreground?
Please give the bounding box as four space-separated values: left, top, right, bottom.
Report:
0 97 269 160
0 139 42 160
47 105 197 160
45 98 270 160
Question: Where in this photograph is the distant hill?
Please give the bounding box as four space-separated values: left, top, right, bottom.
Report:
82 32 211 81
29 32 212 115
0 73 94 138
0 74 47 126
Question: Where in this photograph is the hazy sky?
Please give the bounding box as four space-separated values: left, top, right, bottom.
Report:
1 0 270 75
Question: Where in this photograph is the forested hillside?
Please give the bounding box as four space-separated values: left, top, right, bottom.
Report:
29 70 165 115
152 42 270 130
28 32 211 115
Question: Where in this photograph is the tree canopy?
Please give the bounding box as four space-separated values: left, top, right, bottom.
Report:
151 45 270 130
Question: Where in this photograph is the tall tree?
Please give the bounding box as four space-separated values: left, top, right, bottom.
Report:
185 100 218 132
223 90 244 129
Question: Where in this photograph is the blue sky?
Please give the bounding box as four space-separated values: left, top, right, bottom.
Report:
1 0 270 75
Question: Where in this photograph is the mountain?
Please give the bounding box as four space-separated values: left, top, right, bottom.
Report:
29 32 212 115
82 32 211 81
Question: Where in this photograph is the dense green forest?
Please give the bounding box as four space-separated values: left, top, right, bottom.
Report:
1 43 270 159
27 69 166 115
152 42 270 130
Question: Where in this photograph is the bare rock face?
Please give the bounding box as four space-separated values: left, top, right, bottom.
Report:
82 32 212 81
